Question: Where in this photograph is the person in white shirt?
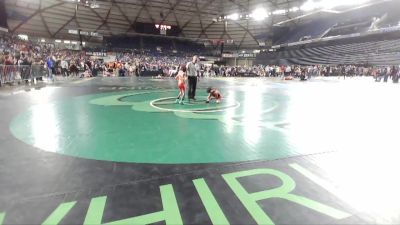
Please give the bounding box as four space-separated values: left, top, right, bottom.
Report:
285 66 292 76
61 58 69 77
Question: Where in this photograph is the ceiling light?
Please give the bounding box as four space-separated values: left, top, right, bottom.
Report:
300 0 371 11
227 13 239 21
300 0 318 11
322 0 370 9
272 9 286 15
250 8 268 21
90 1 100 9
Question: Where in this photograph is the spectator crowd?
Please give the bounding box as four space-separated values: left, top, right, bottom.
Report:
1 35 400 84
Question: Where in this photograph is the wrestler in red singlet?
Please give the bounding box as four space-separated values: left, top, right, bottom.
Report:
206 87 222 104
175 65 187 104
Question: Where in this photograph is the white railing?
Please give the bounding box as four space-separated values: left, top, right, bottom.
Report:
0 65 47 85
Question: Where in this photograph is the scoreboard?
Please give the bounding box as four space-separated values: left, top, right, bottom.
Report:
133 22 181 36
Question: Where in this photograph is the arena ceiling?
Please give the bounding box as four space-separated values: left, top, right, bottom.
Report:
5 0 308 48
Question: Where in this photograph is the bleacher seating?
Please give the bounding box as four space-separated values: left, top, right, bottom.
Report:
273 1 400 46
256 35 400 65
324 19 372 37
104 35 207 56
274 20 335 44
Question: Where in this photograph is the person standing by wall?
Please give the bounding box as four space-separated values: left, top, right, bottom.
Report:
46 55 55 82
186 55 199 101
383 66 390 82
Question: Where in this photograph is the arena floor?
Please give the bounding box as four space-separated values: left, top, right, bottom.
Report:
0 76 399 225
